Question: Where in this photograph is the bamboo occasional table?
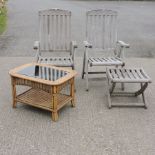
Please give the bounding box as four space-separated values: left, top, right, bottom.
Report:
9 63 77 121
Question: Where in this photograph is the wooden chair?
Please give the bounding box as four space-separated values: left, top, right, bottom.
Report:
82 10 129 91
34 9 77 69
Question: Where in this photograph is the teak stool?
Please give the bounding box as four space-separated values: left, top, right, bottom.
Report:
106 68 151 109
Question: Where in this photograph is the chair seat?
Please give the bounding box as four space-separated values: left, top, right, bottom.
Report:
38 57 73 67
88 57 124 66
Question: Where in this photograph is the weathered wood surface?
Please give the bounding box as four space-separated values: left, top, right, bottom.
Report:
88 57 123 66
82 9 128 91
38 56 73 67
39 9 71 52
86 10 117 51
34 9 77 69
106 68 151 109
107 68 152 83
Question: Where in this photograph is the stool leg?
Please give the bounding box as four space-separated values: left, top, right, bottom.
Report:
86 61 89 91
110 83 116 94
107 78 112 109
121 83 125 91
141 83 147 109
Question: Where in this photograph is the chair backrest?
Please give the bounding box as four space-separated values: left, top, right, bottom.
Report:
39 9 71 52
86 9 117 50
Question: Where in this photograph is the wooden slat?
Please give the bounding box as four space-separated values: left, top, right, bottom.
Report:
140 68 151 81
102 15 105 49
126 69 135 80
116 69 124 80
101 58 107 62
120 69 130 79
132 69 140 79
16 88 72 111
38 57 73 67
107 69 114 79
65 15 68 50
89 57 123 65
111 69 118 79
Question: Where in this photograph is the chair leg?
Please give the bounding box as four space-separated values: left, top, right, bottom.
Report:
82 52 86 79
72 64 75 70
108 90 112 109
121 64 125 90
86 61 89 91
121 83 125 91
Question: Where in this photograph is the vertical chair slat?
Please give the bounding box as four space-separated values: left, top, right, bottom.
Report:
49 14 53 50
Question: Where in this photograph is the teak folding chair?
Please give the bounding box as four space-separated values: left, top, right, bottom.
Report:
34 9 77 69
82 10 129 91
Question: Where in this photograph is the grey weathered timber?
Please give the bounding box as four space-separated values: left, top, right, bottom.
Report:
82 10 129 91
34 9 77 69
106 68 152 109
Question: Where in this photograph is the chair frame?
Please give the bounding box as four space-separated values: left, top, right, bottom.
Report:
34 9 77 69
82 10 129 91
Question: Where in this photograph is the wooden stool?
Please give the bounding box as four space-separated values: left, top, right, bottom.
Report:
106 68 151 109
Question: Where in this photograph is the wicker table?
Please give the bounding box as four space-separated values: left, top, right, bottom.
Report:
9 63 77 121
106 68 151 109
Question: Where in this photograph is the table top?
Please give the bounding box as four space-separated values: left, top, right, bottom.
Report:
9 63 77 85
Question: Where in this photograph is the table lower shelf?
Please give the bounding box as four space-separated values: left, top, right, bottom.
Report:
16 88 72 112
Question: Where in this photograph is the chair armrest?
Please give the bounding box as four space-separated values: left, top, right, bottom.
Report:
84 41 92 48
71 41 78 48
70 41 78 62
34 41 40 50
117 40 130 48
115 40 129 59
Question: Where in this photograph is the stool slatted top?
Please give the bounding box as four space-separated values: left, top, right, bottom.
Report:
106 67 151 109
107 68 151 83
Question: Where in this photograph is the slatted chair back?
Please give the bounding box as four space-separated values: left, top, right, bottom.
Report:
86 10 117 51
39 9 71 52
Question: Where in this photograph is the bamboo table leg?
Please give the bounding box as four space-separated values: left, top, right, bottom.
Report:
11 77 17 108
52 86 58 121
70 78 75 107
